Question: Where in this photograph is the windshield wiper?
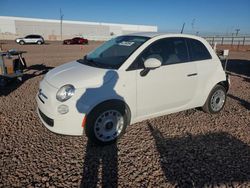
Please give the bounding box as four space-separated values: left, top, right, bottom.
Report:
78 56 115 69
86 58 100 67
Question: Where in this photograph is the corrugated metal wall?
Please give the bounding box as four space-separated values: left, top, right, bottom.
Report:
15 20 111 40
0 16 158 41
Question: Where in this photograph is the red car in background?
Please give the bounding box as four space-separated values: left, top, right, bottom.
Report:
63 37 88 45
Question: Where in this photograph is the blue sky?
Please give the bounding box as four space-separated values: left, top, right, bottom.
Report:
1 0 250 35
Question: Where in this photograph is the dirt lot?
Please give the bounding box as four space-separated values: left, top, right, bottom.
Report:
0 41 250 188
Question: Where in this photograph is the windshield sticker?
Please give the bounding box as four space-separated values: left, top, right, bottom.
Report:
118 41 135 46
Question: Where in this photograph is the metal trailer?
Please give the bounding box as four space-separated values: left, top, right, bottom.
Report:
0 50 27 86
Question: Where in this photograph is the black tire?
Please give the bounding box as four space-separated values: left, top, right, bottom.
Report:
19 40 25 45
202 85 227 114
85 101 130 145
37 41 42 45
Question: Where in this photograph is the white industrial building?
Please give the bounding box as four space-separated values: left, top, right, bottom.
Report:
0 16 158 41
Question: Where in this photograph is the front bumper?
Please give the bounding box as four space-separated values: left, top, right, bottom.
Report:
36 80 85 136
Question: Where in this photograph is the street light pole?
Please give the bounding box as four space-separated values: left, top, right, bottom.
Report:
60 9 64 40
235 29 240 36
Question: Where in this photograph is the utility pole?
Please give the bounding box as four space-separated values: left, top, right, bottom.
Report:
60 8 64 40
181 22 185 34
235 28 240 36
191 18 196 33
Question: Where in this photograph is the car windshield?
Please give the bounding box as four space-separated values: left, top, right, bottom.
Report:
77 35 149 69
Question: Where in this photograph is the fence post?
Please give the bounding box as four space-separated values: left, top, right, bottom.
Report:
221 37 224 45
231 37 234 46
237 41 240 51
212 37 215 46
243 37 245 46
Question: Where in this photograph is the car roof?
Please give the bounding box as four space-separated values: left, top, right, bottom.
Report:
128 32 203 40
26 34 42 37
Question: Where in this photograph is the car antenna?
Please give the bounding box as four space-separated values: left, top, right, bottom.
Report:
181 22 185 34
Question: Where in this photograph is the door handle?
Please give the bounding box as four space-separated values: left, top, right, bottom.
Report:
187 73 198 77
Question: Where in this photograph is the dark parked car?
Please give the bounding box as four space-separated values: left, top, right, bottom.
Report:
15 35 45 45
63 37 88 45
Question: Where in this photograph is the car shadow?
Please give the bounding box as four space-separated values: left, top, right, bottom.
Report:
222 59 250 81
77 70 122 187
148 122 250 187
0 64 54 96
228 93 250 110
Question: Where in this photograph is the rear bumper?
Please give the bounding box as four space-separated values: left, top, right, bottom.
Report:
225 73 230 92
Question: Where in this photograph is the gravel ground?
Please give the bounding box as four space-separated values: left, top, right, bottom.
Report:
0 41 249 188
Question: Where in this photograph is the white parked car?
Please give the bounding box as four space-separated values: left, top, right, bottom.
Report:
15 34 44 45
37 33 229 145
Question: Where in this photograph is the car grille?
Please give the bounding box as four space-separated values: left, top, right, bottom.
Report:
38 108 54 127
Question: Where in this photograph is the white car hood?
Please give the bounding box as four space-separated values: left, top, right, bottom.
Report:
44 61 114 89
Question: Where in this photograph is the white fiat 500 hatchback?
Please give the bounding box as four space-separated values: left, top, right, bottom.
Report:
37 33 229 145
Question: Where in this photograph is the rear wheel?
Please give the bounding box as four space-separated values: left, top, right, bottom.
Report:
19 41 25 45
37 41 42 45
85 101 129 145
202 85 226 114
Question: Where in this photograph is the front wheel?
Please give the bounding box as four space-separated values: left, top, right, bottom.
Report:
202 85 227 114
85 101 129 145
37 41 42 45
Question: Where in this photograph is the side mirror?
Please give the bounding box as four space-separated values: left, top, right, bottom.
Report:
144 55 162 69
140 55 162 77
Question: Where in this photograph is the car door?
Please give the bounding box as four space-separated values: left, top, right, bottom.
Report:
135 37 198 118
73 38 79 44
32 35 39 43
25 35 33 43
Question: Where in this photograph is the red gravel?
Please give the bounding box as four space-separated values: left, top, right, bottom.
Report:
0 41 249 188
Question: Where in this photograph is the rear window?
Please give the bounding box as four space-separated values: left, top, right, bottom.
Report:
187 38 211 61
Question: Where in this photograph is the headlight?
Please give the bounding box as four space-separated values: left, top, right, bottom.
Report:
56 85 75 102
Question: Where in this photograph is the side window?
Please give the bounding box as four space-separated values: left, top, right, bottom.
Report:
130 37 189 70
187 38 211 61
163 38 189 65
25 35 31 38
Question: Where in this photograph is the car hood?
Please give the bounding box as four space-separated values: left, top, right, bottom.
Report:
44 61 115 89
